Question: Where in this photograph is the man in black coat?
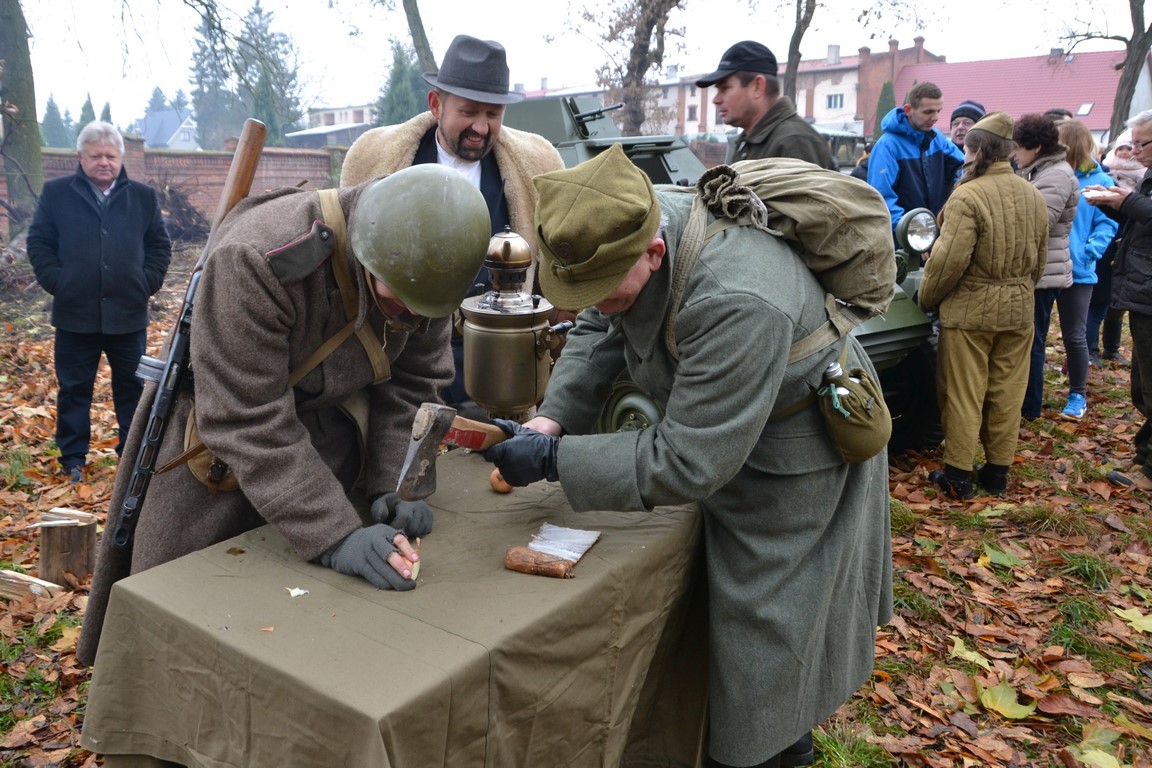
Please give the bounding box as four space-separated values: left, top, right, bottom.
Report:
28 121 171 482
1085 109 1152 490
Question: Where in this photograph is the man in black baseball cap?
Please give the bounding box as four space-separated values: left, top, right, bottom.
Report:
696 41 834 169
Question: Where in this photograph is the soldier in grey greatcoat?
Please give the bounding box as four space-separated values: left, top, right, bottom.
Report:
481 145 893 768
78 166 491 667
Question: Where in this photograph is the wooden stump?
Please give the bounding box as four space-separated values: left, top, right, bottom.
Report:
38 508 98 587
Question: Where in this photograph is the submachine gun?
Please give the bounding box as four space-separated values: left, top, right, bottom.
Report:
111 119 267 549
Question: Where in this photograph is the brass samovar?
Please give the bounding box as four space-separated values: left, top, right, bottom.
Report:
459 227 570 419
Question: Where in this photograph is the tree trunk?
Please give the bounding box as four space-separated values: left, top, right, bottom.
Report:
0 0 43 229
783 0 816 105
1109 2 1151 141
402 0 437 74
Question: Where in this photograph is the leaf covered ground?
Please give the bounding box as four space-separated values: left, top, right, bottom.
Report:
1 248 1151 767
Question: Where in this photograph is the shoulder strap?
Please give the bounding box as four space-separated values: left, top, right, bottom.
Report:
288 190 391 386
662 196 860 367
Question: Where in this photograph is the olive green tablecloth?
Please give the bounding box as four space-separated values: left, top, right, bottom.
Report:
81 450 707 768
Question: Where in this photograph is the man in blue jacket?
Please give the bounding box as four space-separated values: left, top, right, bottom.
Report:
867 82 965 235
28 121 171 483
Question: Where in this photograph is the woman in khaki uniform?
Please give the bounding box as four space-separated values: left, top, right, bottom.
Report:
919 112 1049 499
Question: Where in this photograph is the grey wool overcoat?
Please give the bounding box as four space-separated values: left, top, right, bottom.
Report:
78 184 454 665
538 189 893 766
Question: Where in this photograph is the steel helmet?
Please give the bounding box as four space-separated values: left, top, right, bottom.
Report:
350 165 490 318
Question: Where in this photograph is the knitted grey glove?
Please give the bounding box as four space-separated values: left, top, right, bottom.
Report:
370 492 434 538
319 525 415 591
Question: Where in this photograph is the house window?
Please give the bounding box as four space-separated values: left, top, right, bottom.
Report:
688 105 698 121
353 109 364 123
662 87 669 99
1077 103 1093 116
180 129 192 142
689 86 696 98
826 93 844 110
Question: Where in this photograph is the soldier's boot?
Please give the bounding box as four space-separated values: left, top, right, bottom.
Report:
976 463 1010 496
928 465 975 500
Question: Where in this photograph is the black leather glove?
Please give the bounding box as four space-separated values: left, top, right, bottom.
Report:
370 492 434 537
481 419 560 487
319 525 415 591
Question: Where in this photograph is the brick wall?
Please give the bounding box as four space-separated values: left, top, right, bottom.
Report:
36 137 345 229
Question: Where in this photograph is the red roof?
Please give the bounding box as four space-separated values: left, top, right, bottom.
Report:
894 49 1128 132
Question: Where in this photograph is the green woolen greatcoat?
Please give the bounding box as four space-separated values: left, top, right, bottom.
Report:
78 185 454 665
538 189 893 766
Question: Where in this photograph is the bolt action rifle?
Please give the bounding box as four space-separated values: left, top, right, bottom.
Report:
111 118 267 549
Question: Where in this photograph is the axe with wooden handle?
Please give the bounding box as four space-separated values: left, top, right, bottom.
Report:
396 402 508 500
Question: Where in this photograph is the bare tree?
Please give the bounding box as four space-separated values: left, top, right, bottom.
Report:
367 0 436 73
1064 0 1152 140
570 0 684 135
781 0 816 104
0 0 43 227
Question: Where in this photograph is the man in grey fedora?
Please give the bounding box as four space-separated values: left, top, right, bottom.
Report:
343 35 564 413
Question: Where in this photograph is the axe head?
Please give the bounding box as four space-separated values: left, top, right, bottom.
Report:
396 403 458 500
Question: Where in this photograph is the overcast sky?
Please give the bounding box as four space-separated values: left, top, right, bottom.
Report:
21 0 1125 128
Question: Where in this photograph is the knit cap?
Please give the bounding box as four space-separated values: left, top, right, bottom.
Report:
950 100 986 124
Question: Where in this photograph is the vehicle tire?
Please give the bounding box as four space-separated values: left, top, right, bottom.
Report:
882 338 942 455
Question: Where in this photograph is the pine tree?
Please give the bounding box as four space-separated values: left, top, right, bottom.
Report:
374 41 427 127
189 17 244 149
78 94 97 130
100 102 112 124
40 95 72 148
147 87 168 114
873 81 895 140
62 109 75 145
236 1 304 139
169 89 190 118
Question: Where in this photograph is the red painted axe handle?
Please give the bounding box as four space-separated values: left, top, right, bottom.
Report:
443 417 508 451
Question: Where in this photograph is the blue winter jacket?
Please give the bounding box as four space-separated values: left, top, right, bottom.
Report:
27 165 171 335
1069 160 1118 284
867 107 965 233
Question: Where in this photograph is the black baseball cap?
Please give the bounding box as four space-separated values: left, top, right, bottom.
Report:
696 41 778 87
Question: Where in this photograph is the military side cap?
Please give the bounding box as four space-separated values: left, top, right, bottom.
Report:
533 144 660 311
970 111 1014 140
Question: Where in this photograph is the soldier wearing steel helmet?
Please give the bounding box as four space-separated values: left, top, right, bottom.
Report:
78 166 491 666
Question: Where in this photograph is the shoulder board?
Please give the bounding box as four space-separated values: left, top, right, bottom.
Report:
265 220 335 283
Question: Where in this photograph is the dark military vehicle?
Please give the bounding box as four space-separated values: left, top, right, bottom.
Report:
504 94 938 451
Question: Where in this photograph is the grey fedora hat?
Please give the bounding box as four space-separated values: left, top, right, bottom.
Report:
423 35 524 104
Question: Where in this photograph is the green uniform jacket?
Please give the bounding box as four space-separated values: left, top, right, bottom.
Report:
538 189 893 765
919 163 1049 328
78 185 454 665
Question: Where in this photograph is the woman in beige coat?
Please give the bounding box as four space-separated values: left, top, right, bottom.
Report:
919 113 1049 499
1014 114 1081 419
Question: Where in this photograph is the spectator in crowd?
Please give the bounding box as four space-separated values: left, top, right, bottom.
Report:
27 121 172 484
850 141 873 181
341 34 564 417
696 40 836 169
868 82 966 235
919 112 1048 499
1055 119 1120 418
1013 113 1080 420
948 99 986 150
1105 134 1147 191
482 144 891 768
1087 133 1143 367
1083 109 1152 490
1044 108 1075 124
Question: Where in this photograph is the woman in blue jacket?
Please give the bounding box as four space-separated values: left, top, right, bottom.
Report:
1057 120 1119 420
